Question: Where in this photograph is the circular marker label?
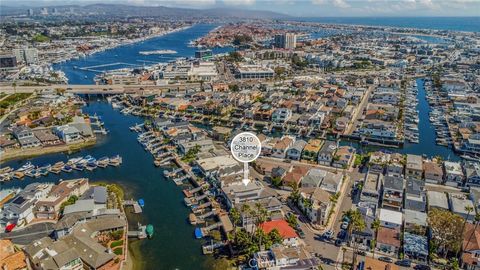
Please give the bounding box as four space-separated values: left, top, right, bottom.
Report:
230 132 262 163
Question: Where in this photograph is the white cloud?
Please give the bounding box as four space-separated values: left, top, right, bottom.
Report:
332 0 350 8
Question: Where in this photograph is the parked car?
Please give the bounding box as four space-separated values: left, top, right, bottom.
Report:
297 230 306 239
378 257 393 263
395 259 411 267
323 230 334 239
414 265 431 270
341 221 349 230
335 239 344 246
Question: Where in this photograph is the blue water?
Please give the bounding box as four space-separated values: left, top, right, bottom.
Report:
342 79 460 161
54 24 232 84
298 17 480 32
1 101 215 270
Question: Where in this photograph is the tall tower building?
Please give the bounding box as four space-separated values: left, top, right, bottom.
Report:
274 33 296 50
28 9 34 16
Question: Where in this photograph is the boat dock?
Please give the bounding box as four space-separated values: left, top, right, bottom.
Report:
127 224 147 239
124 200 142 213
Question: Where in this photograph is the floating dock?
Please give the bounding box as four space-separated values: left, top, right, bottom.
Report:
124 200 142 213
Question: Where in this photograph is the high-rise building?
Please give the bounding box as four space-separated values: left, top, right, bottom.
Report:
53 8 59 15
274 33 296 50
41 7 48 15
28 9 34 16
13 47 38 65
0 55 17 70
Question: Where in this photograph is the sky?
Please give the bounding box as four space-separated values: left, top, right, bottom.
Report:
4 0 480 17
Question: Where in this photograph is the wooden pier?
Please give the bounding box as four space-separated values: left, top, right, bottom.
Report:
124 200 142 213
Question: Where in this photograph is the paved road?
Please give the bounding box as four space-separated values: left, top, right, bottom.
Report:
0 222 55 245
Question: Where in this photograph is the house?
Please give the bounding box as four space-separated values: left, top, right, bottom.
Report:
360 172 382 204
271 136 294 159
0 239 27 270
12 125 41 148
33 129 62 146
221 180 274 208
298 187 332 226
211 126 232 141
300 168 342 193
449 193 476 221
444 161 464 186
282 166 309 188
350 207 375 251
369 151 391 174
462 223 480 270
387 153 404 177
196 155 240 178
179 139 214 155
404 209 427 235
317 140 337 166
301 139 323 162
382 176 404 211
259 220 299 247
379 208 403 229
237 197 282 226
271 108 292 126
35 179 90 220
424 161 444 184
406 154 423 180
403 232 428 262
332 146 355 169
465 162 480 187
427 191 449 210
364 257 399 270
1 183 52 227
404 178 427 212
286 140 307 160
54 125 81 143
253 245 320 270
376 227 401 255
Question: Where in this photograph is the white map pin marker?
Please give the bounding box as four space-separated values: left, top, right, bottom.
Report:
231 132 262 186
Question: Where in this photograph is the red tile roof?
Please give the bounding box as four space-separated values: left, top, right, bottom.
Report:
259 220 298 239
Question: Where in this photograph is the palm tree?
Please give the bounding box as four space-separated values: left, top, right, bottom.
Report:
343 209 366 269
241 204 251 233
230 207 240 240
371 219 380 259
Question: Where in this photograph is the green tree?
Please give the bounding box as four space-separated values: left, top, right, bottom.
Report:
428 208 464 258
343 209 366 268
271 176 282 187
371 218 380 258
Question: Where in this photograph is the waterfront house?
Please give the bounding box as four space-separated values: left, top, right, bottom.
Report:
221 180 274 208
444 161 465 187
196 155 240 178
179 139 214 155
286 140 307 161
382 176 404 211
33 129 62 146
404 209 427 235
317 140 337 166
405 179 427 212
332 146 355 169
423 161 444 184
427 191 449 210
271 136 295 159
465 162 480 187
376 227 401 255
406 154 423 180
54 125 81 144
462 223 480 270
35 179 89 220
449 193 476 221
298 187 332 226
403 232 428 262
301 139 323 162
12 125 41 148
386 153 404 177
259 220 299 247
379 208 403 230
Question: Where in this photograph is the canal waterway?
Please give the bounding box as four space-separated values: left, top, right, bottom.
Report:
1 100 215 270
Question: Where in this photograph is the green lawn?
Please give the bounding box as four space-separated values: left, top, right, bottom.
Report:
113 247 123 255
110 240 124 248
